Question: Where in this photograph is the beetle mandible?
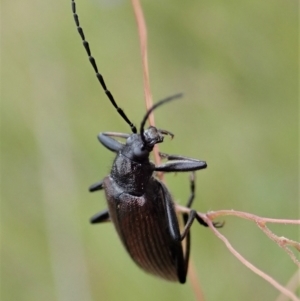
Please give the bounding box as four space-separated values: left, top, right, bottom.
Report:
71 0 220 284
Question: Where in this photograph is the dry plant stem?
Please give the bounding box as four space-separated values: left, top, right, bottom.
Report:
130 0 161 170
205 219 300 301
176 205 300 301
131 0 203 299
188 259 206 301
208 210 300 266
207 209 300 225
257 223 300 267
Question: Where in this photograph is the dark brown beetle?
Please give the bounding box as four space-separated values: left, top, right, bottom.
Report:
71 0 220 283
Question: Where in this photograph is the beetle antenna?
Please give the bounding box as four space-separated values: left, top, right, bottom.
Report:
71 0 137 133
140 93 183 145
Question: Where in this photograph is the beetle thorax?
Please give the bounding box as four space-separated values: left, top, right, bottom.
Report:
110 129 162 196
111 153 154 196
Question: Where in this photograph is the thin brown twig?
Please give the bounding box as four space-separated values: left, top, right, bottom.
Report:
256 223 300 267
130 0 152 115
208 210 300 267
130 0 161 170
188 259 206 301
205 218 300 301
176 205 300 300
206 209 300 225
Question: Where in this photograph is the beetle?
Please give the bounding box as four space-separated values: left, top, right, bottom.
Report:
71 0 221 284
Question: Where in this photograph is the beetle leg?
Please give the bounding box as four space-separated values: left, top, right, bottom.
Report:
180 173 223 273
159 181 186 283
181 211 224 240
181 173 224 235
159 152 201 162
181 172 210 242
181 173 194 275
155 157 207 172
98 132 129 152
181 210 208 240
181 172 204 274
159 183 181 242
89 180 104 192
90 209 110 224
186 172 195 208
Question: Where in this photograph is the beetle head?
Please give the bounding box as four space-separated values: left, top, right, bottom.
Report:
122 127 163 162
139 93 182 151
143 126 164 148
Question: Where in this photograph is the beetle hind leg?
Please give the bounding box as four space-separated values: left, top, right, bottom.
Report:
181 172 196 278
90 209 110 224
184 172 207 226
181 173 224 238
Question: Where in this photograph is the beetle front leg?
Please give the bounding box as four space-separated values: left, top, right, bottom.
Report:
98 132 130 152
155 154 207 172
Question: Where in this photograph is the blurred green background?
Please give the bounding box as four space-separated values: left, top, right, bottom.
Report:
1 0 298 300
